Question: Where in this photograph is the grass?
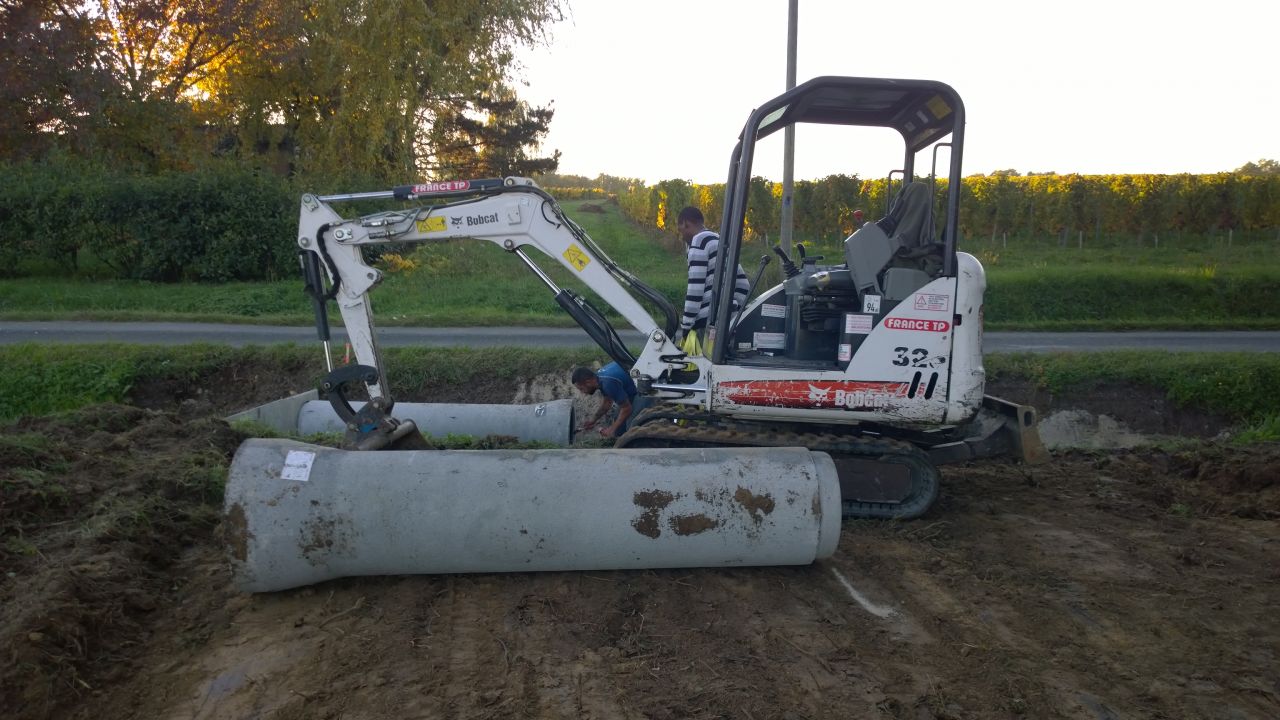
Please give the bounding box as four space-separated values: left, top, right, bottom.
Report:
0 432 62 467
0 279 307 324
1234 413 1280 444
0 343 602 422
985 350 1280 422
965 233 1280 271
983 266 1280 328
0 343 303 420
5 198 1280 329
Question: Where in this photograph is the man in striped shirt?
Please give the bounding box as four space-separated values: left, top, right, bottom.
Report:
675 207 750 351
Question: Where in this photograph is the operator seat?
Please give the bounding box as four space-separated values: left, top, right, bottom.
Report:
843 182 938 301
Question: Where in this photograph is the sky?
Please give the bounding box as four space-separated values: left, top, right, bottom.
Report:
513 0 1279 184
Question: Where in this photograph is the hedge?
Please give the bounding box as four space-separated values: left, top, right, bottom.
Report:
0 158 296 282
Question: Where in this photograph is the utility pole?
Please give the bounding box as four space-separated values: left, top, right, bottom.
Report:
780 0 798 248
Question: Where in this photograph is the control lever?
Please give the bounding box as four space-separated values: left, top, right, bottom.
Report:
772 245 800 278
795 242 823 270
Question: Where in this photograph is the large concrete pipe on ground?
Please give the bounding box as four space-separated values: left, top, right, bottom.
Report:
295 399 574 446
224 440 842 593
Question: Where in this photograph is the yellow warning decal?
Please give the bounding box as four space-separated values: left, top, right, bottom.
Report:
415 216 447 233
926 95 952 120
563 243 591 272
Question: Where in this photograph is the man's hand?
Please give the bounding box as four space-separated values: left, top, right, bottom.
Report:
599 425 617 438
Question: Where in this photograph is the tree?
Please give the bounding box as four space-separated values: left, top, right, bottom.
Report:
1236 159 1279 176
0 1 270 166
2 0 565 178
425 84 559 178
218 0 565 182
0 1 114 159
93 0 259 104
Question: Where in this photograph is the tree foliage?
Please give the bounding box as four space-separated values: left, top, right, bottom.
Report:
199 0 564 182
611 171 1280 246
0 0 564 179
1237 159 1280 176
426 84 559 178
0 156 296 281
0 1 114 159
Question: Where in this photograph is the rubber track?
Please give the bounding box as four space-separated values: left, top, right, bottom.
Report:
617 408 939 520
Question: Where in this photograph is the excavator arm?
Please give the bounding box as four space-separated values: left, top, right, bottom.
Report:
296 177 697 447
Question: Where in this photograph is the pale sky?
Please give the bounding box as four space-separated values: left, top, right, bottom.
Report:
514 0 1278 184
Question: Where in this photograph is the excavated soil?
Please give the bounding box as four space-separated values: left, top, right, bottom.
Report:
3 378 1279 719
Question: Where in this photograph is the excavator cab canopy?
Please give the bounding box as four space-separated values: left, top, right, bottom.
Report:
711 76 966 364
751 78 962 154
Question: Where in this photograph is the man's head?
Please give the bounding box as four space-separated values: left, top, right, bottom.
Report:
676 206 705 245
571 366 599 395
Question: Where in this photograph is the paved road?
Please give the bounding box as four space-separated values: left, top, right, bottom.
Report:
3 321 1279 353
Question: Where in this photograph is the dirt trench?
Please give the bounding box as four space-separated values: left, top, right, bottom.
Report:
2 378 1278 719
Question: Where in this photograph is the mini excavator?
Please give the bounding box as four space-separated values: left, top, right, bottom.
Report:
295 76 1046 520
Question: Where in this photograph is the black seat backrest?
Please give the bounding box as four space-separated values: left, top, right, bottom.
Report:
878 182 934 252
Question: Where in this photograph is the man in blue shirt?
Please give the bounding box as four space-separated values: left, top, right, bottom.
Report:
571 363 646 438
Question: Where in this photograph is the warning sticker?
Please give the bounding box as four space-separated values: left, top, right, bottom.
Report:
862 295 881 314
838 343 852 362
562 244 591 272
844 313 873 334
281 450 316 482
927 95 953 120
415 216 447 233
753 331 786 350
913 293 950 312
761 303 787 319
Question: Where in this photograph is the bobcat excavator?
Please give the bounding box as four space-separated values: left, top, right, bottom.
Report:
291 76 1044 522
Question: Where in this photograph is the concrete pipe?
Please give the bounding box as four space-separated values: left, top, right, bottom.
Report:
224 440 842 593
296 399 574 446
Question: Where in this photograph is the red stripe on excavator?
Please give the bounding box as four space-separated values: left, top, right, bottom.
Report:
718 380 910 410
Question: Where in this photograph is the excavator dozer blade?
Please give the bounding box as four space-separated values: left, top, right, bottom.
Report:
926 395 1050 466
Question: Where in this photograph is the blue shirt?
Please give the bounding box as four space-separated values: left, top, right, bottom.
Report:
597 362 636 406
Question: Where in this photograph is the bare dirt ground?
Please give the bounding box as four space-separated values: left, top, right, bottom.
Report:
3 368 1278 720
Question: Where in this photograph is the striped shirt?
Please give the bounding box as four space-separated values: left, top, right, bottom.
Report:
682 230 750 331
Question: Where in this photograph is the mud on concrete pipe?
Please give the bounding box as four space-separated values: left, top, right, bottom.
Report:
224 440 842 593
296 399 574 445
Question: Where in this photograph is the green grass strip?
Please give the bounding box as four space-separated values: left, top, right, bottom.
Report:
985 266 1280 324
985 351 1280 422
0 344 602 422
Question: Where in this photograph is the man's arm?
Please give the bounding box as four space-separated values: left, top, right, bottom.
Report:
602 398 633 437
580 396 614 430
